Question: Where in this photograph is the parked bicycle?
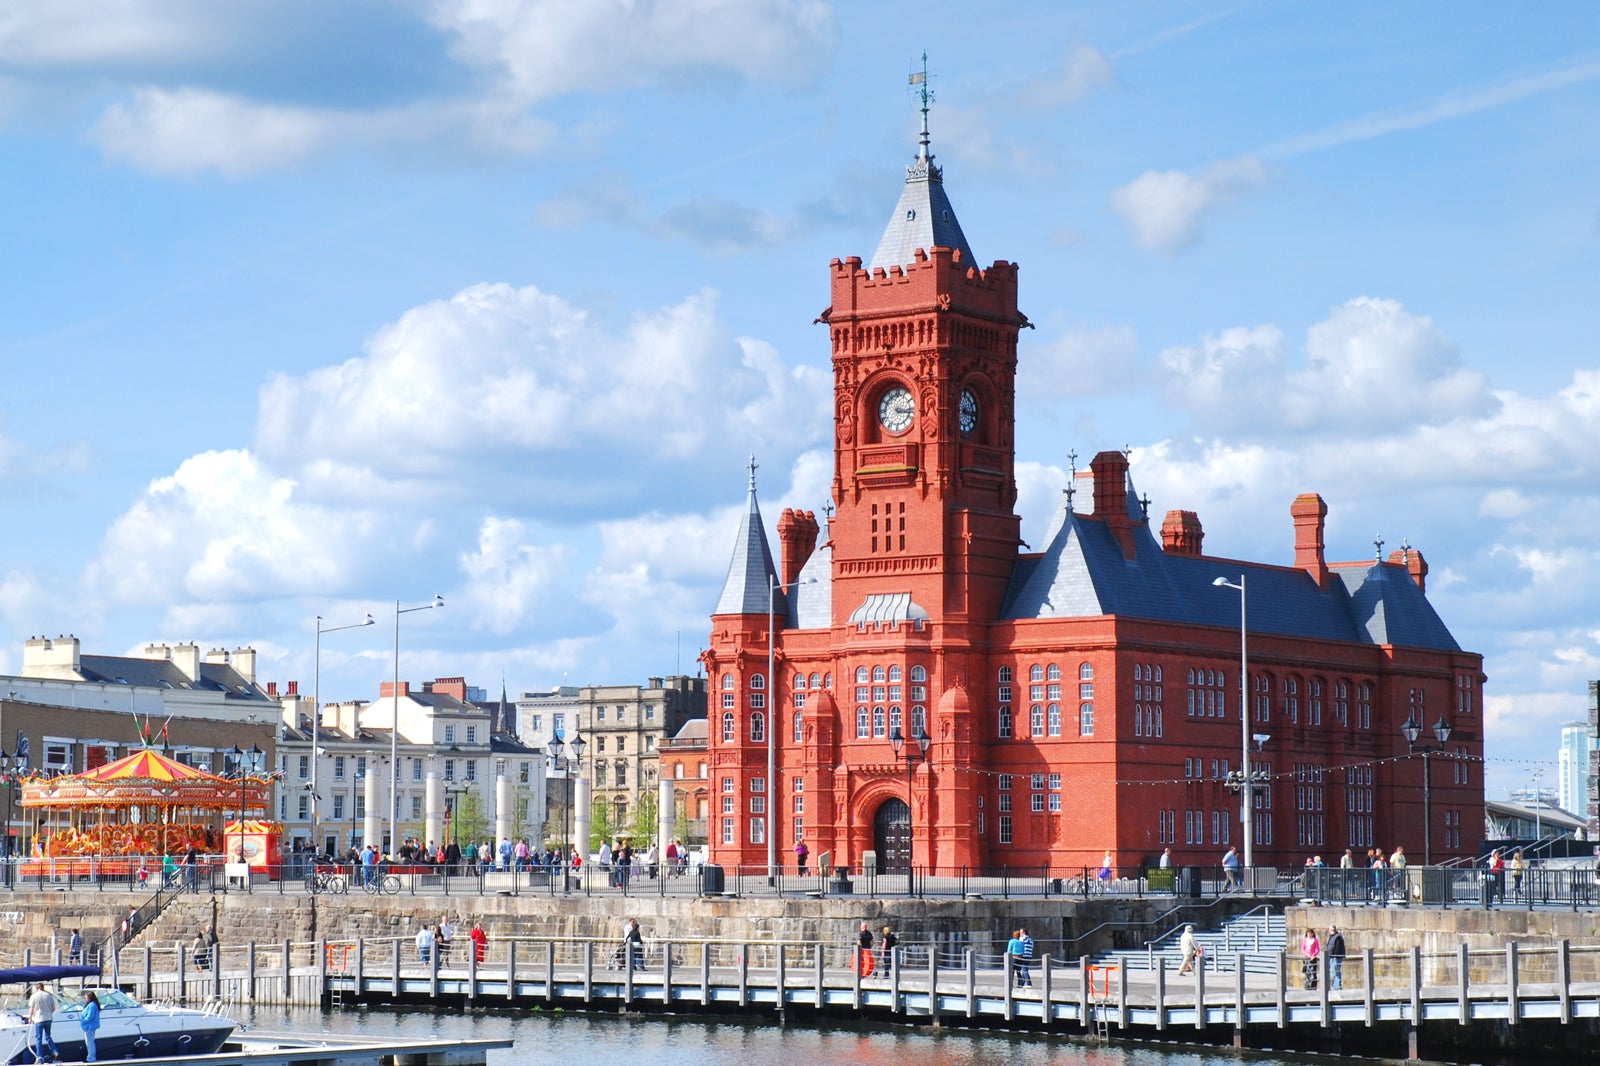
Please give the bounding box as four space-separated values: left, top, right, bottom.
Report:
363 873 402 895
306 869 347 895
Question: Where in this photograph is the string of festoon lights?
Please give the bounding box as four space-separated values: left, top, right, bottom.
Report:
945 750 1556 790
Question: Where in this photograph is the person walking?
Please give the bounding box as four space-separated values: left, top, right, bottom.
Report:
1510 849 1525 900
856 922 875 978
415 923 434 964
1006 928 1031 988
192 929 210 972
879 926 898 972
795 839 809 876
1178 924 1202 975
67 929 82 965
1326 926 1346 990
1300 928 1321 990
28 981 58 1062
1020 927 1035 986
1222 846 1241 892
469 920 488 964
1487 849 1505 907
622 918 645 972
79 991 101 1062
184 844 199 893
1098 851 1114 891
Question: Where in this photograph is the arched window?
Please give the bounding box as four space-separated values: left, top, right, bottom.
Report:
872 666 887 682
1079 702 1095 736
721 673 735 690
1255 673 1273 723
998 666 1013 683
911 705 926 736
794 673 807 689
889 706 902 736
750 673 766 690
856 706 869 738
823 672 832 689
1308 677 1324 726
1283 676 1299 724
793 711 803 744
720 712 735 743
750 712 765 743
856 666 869 684
910 665 927 682
1079 662 1094 680
809 672 823 689
888 665 902 682
873 706 886 737
1047 663 1061 681
1030 664 1044 682
1047 703 1061 736
1030 704 1044 737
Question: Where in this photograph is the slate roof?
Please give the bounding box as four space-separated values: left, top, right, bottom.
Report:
868 140 975 271
1001 493 1460 652
76 654 276 703
713 474 782 617
787 515 833 630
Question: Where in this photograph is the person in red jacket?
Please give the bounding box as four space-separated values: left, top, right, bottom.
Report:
469 920 488 964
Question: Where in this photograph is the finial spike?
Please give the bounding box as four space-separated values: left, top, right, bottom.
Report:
748 454 759 493
909 52 934 160
1374 535 1385 561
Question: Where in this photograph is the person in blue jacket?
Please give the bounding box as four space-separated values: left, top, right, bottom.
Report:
79 991 102 1062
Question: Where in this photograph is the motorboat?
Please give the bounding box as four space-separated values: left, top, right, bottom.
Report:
0 965 235 1063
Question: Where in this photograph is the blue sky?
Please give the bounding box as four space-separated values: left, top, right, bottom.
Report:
1 2 1596 802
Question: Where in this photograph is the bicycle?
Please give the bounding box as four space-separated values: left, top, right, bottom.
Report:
363 873 401 895
306 870 347 895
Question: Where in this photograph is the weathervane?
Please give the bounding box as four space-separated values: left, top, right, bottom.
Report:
909 52 934 160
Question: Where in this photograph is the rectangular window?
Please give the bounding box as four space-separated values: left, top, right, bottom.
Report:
750 818 766 844
597 708 606 721
751 777 766 793
444 725 457 743
722 796 734 814
1049 773 1061 790
466 726 478 744
998 815 1012 844
793 817 804 841
412 796 423 817
298 795 310 819
1030 773 1045 790
465 760 478 781
413 758 424 782
749 692 766 709
444 759 456 782
298 755 310 779
999 794 1013 813
723 776 735 793
519 761 531 785
354 795 366 819
1031 794 1045 812
998 706 1013 738
750 796 766 814
355 756 367 780
722 818 734 844
333 795 346 819
333 756 346 780
530 714 542 731
553 713 565 735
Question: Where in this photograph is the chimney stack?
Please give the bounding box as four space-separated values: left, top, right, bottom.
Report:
777 508 820 588
1291 493 1329 589
1160 510 1204 556
1090 451 1136 559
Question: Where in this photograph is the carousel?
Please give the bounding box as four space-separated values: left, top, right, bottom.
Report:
17 749 280 879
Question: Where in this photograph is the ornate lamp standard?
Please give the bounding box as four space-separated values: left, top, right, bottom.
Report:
568 731 588 864
547 734 572 893
888 723 931 875
1400 715 1453 865
390 595 444 855
0 750 16 886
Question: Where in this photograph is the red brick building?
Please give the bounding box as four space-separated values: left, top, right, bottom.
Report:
704 116 1484 876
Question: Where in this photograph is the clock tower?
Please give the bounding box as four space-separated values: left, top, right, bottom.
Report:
818 101 1028 627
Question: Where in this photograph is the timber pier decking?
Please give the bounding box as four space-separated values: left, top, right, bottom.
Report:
34 934 1600 1061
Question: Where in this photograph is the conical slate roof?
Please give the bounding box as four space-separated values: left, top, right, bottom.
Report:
868 107 974 271
713 461 782 617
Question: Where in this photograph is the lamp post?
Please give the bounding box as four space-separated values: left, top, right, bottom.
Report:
443 782 467 852
766 575 814 885
547 735 571 893
0 750 14 886
888 723 931 875
391 595 444 856
1400 715 1453 865
313 613 374 849
1212 575 1255 870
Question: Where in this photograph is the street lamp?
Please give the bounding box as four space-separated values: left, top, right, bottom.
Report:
313 613 375 848
1212 575 1255 870
766 575 815 884
1400 715 1453 865
548 735 571 892
443 782 467 849
0 750 15 886
888 723 931 874
391 595 444 857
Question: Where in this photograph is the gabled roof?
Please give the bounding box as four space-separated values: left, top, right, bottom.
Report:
75 654 274 702
713 463 781 617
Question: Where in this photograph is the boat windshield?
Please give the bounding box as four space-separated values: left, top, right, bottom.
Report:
0 987 139 1016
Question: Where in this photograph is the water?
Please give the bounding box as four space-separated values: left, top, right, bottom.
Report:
236 1004 1330 1066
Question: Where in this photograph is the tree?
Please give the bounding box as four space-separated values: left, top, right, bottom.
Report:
451 788 492 848
630 789 658 842
588 797 615 853
674 803 691 845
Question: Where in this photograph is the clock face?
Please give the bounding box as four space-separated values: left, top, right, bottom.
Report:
959 389 979 434
878 386 915 434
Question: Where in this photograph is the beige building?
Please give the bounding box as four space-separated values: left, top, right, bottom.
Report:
575 675 705 836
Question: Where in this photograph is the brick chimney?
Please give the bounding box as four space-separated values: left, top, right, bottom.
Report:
380 680 411 699
1160 510 1204 556
1090 451 1136 559
1389 548 1428 594
287 680 299 696
1291 493 1329 589
431 677 468 701
777 508 820 588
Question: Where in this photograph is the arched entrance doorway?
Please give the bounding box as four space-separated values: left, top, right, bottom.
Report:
873 798 911 872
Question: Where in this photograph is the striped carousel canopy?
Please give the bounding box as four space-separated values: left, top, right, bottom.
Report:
79 749 221 783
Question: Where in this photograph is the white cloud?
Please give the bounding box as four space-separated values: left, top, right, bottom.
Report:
425 0 838 106
92 87 330 176
86 449 381 605
1160 297 1495 438
458 517 579 634
0 2 227 67
1017 42 1113 109
256 282 830 514
1109 155 1267 254
1019 322 1140 401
